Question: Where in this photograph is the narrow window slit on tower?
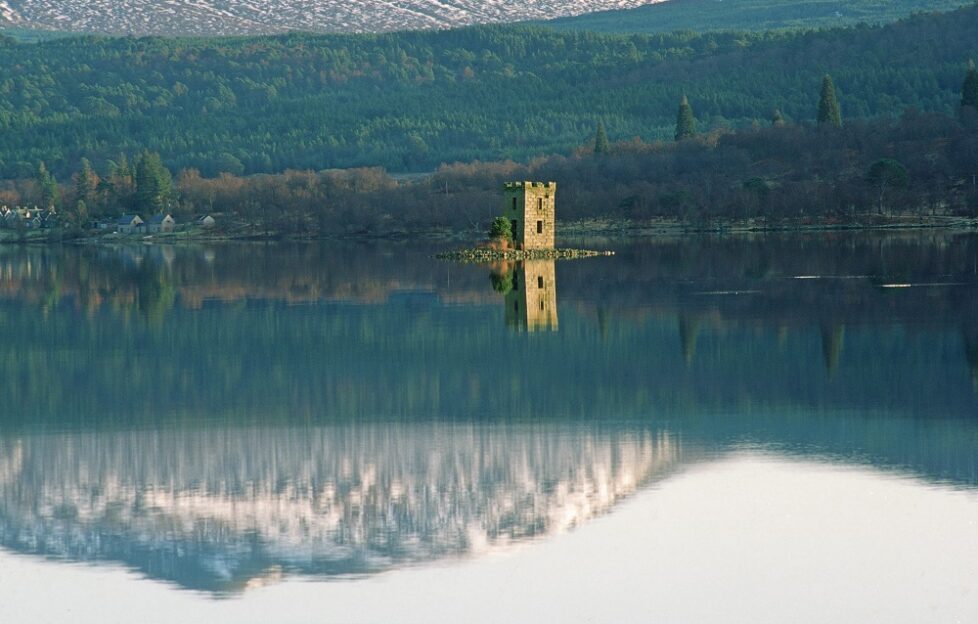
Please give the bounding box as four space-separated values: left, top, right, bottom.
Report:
536 221 543 234
537 276 544 288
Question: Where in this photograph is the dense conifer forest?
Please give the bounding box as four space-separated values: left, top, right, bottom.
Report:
4 104 975 235
0 5 977 179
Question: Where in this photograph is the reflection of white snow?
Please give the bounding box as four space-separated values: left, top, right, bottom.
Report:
0 423 689 591
0 2 20 23
2 453 976 623
0 441 23 486
0 1 665 35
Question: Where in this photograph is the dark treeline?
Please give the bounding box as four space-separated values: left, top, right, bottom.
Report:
408 111 978 230
2 104 976 234
214 105 978 231
0 5 977 177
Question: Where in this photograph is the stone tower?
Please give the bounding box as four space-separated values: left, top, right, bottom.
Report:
503 181 556 250
505 260 558 332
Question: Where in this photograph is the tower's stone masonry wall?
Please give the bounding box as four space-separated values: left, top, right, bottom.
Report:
503 181 556 250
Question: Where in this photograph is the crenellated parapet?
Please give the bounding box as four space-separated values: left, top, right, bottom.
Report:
503 181 557 190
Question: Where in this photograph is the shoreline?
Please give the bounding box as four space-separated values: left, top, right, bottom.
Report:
559 215 978 237
1 215 976 246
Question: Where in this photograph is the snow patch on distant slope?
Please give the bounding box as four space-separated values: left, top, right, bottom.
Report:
0 0 667 36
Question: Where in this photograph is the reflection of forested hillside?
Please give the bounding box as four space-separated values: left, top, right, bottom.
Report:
560 232 978 326
0 235 975 428
1 232 977 320
0 243 468 312
0 236 976 593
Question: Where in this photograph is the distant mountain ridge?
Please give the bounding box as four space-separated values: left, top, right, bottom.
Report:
0 0 968 37
547 0 971 33
0 0 665 36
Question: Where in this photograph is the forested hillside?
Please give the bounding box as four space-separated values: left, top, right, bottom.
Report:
0 5 977 177
547 0 970 34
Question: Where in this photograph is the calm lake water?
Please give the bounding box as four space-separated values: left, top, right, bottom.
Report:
0 232 976 623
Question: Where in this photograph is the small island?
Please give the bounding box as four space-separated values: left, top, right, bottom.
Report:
436 181 613 262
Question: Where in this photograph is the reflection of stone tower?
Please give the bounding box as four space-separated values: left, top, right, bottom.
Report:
505 260 558 331
820 323 845 378
503 181 556 250
963 325 978 391
678 314 700 366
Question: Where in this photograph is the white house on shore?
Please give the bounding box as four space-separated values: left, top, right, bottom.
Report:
116 215 143 233
0 206 59 230
146 214 176 233
99 214 176 234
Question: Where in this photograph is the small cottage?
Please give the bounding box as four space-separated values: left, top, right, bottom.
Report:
40 212 59 229
117 215 144 233
196 215 216 228
145 214 176 233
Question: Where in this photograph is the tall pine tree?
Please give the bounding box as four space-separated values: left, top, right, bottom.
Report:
817 74 842 127
961 59 978 117
135 151 173 214
593 120 609 154
675 95 697 141
35 162 59 210
104 154 135 209
114 153 132 181
74 158 97 205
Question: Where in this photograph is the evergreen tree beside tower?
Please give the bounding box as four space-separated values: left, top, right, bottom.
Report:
961 59 978 119
593 121 609 154
818 74 842 127
675 95 697 141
